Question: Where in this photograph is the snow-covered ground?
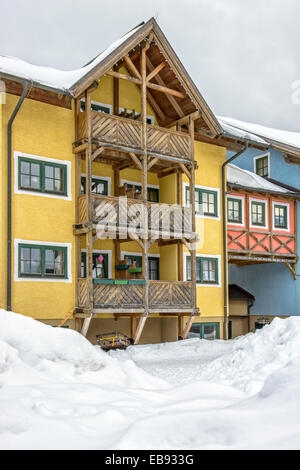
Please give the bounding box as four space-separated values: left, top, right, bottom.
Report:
0 309 300 450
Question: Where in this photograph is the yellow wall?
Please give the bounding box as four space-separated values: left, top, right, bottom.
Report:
2 94 75 319
183 140 226 322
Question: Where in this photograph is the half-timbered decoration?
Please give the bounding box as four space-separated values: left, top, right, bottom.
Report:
227 164 299 278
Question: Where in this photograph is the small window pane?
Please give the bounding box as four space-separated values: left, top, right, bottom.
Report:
203 324 217 340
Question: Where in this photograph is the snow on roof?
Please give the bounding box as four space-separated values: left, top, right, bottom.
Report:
227 163 298 195
0 23 144 93
219 118 269 146
220 116 300 151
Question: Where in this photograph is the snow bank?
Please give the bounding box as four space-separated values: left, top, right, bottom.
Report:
1 311 300 449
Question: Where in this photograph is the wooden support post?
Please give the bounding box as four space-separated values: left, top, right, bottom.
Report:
178 315 184 339
182 313 195 339
85 91 94 330
81 314 93 338
188 117 197 320
113 64 119 115
130 316 137 340
114 166 120 197
133 315 148 345
177 171 183 281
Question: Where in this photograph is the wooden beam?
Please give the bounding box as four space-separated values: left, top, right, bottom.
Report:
106 70 141 85
146 62 166 82
113 64 119 115
147 157 159 171
73 143 88 154
129 152 143 170
91 147 104 161
182 314 195 339
81 314 93 337
147 81 185 99
134 315 148 344
146 56 184 118
179 163 191 180
124 55 142 80
168 111 201 129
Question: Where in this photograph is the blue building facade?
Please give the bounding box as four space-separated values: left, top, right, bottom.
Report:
228 146 300 318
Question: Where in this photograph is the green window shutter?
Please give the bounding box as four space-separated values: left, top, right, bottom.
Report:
19 244 67 278
251 201 266 226
185 186 218 217
274 204 288 229
18 157 67 196
227 197 242 223
81 252 109 279
255 156 269 177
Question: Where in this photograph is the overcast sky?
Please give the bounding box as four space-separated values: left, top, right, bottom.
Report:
1 0 299 131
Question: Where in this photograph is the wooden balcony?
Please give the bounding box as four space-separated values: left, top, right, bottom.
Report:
77 111 191 162
78 279 194 313
78 194 193 239
228 227 297 263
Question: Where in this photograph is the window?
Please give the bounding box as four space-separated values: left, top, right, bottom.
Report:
19 244 67 278
255 155 269 177
251 201 266 226
81 176 108 195
80 100 111 114
185 186 218 217
123 182 159 202
274 204 288 229
186 256 219 284
81 252 108 279
227 197 242 223
19 157 67 196
188 322 220 340
122 254 159 280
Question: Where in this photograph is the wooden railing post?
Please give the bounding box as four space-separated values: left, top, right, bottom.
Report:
188 117 197 317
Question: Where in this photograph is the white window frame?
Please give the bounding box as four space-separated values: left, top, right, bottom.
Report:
81 249 112 279
81 173 111 196
14 239 72 283
118 107 154 125
253 152 270 177
272 201 290 232
80 99 112 115
227 194 245 226
183 182 220 221
120 179 159 190
14 151 72 201
183 252 222 288
121 251 160 260
249 197 268 229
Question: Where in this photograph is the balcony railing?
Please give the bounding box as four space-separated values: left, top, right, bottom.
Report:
78 279 194 311
78 194 193 238
227 227 297 260
77 111 191 161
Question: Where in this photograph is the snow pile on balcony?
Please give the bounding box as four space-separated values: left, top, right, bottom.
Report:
227 163 295 194
1 311 300 449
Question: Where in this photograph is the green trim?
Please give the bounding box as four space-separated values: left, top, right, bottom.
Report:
18 244 67 279
255 155 269 177
114 280 128 285
128 267 143 273
128 280 146 285
251 201 266 226
81 176 108 195
274 204 288 229
115 264 130 270
227 197 242 224
186 256 219 284
185 186 218 217
93 279 114 284
190 322 220 340
18 157 67 196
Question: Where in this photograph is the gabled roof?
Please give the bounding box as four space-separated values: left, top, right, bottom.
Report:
227 164 300 197
0 18 222 135
219 116 300 157
229 284 255 302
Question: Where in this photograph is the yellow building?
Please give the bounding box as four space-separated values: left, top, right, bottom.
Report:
0 18 245 344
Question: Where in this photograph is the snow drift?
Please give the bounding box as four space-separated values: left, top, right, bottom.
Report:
0 310 300 449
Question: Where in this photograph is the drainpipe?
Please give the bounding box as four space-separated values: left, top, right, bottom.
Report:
7 81 29 311
247 298 254 333
222 143 248 339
